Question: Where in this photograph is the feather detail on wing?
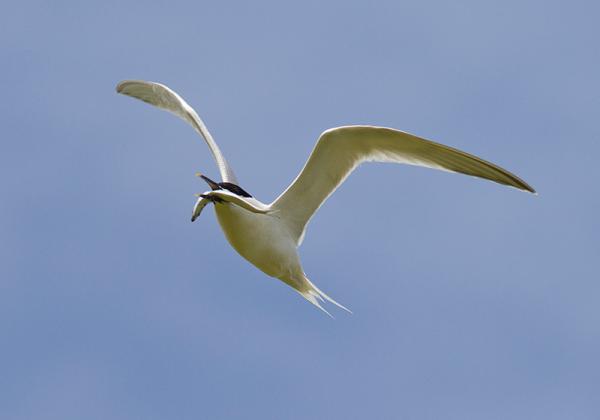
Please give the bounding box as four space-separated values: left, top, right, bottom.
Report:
116 80 238 183
271 125 535 244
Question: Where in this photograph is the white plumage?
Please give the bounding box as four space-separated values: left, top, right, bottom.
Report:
117 80 535 315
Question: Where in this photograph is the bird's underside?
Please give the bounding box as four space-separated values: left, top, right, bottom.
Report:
117 79 536 316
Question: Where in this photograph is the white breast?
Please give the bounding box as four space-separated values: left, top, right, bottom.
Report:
213 203 302 280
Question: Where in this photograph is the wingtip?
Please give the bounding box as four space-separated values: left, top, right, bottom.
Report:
115 79 149 94
505 175 535 195
521 183 537 195
115 80 128 94
509 183 537 195
523 180 536 194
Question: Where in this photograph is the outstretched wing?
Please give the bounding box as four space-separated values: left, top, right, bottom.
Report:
271 125 535 244
116 80 238 183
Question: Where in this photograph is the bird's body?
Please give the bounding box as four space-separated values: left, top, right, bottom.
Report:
215 204 303 289
117 80 535 315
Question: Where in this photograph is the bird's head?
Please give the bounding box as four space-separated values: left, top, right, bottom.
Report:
191 174 255 222
197 173 253 198
196 173 252 198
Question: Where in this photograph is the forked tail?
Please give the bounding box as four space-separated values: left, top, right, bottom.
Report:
298 275 352 317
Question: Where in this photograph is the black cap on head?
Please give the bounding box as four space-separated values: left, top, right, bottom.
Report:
218 182 252 198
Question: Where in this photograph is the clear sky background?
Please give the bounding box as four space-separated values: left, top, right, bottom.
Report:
2 1 599 419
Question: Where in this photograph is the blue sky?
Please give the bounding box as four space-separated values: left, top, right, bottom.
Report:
2 0 599 419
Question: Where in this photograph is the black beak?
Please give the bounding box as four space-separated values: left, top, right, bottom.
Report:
197 174 220 190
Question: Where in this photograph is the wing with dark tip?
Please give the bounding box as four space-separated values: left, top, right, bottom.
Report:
116 80 238 183
272 125 535 244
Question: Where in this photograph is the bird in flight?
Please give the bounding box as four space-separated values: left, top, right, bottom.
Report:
116 80 535 316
